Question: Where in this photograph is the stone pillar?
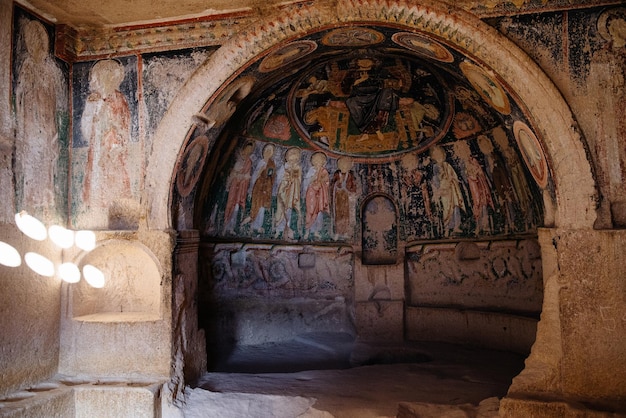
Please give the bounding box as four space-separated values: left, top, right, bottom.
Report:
172 230 206 387
501 228 626 416
354 259 405 342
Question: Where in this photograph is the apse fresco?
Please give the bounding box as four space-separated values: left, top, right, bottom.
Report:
196 25 549 243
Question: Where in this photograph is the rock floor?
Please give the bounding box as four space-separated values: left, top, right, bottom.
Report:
181 333 526 418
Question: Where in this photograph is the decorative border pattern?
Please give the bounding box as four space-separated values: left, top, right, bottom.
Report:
53 0 625 61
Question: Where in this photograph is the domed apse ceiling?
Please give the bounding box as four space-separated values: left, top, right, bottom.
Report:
178 24 553 244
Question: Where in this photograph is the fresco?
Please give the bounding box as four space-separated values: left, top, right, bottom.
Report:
289 55 451 158
191 24 549 245
202 127 544 243
11 8 69 222
71 56 141 228
142 48 217 137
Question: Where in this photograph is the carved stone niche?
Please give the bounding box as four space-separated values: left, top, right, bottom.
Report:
361 194 398 265
72 240 161 320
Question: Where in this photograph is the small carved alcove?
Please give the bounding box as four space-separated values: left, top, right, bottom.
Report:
361 194 398 265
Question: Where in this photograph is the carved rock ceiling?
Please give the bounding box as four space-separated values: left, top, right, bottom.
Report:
19 0 622 28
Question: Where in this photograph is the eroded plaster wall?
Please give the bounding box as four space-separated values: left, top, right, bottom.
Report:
0 0 63 397
492 7 626 229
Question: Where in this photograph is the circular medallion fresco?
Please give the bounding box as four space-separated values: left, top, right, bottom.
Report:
321 27 385 47
513 120 548 188
459 61 511 115
391 32 454 63
287 55 453 160
259 40 318 72
177 135 209 196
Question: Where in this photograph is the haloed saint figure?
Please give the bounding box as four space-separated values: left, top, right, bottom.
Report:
14 19 66 217
81 59 132 207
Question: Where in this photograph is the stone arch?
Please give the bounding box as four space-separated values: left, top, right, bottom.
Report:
145 0 596 232
144 0 600 401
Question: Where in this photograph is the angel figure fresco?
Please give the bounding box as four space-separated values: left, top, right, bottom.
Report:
223 142 254 233
81 59 132 207
14 19 66 217
430 146 465 236
296 76 329 118
241 143 276 234
274 147 303 240
331 157 358 240
303 151 330 240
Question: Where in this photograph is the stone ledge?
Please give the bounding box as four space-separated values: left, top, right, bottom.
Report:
0 378 164 418
500 396 626 418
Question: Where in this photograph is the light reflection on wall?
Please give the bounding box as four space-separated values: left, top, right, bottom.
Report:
15 211 47 241
0 242 21 267
24 252 55 277
58 262 81 283
49 225 74 248
83 264 105 288
1 212 103 288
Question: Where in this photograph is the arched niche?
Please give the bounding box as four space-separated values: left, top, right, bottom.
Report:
361 193 398 265
71 239 162 320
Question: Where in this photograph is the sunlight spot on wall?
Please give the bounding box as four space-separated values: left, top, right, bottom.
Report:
49 225 75 249
0 241 21 267
75 230 96 251
83 264 105 288
15 211 47 241
24 252 55 277
58 262 81 283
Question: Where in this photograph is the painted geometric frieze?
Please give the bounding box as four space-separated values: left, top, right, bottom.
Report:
51 0 625 60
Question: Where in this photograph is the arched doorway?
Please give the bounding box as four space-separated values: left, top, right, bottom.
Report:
145 0 597 412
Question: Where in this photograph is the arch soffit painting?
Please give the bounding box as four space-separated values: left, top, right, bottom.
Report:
144 0 597 231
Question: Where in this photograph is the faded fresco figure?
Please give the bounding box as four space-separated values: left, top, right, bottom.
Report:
274 147 303 240
478 135 515 233
303 152 330 239
242 143 276 234
81 59 132 207
331 157 357 240
224 142 254 233
430 146 465 236
466 155 494 234
493 127 532 230
14 19 66 217
362 195 398 264
401 153 433 238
